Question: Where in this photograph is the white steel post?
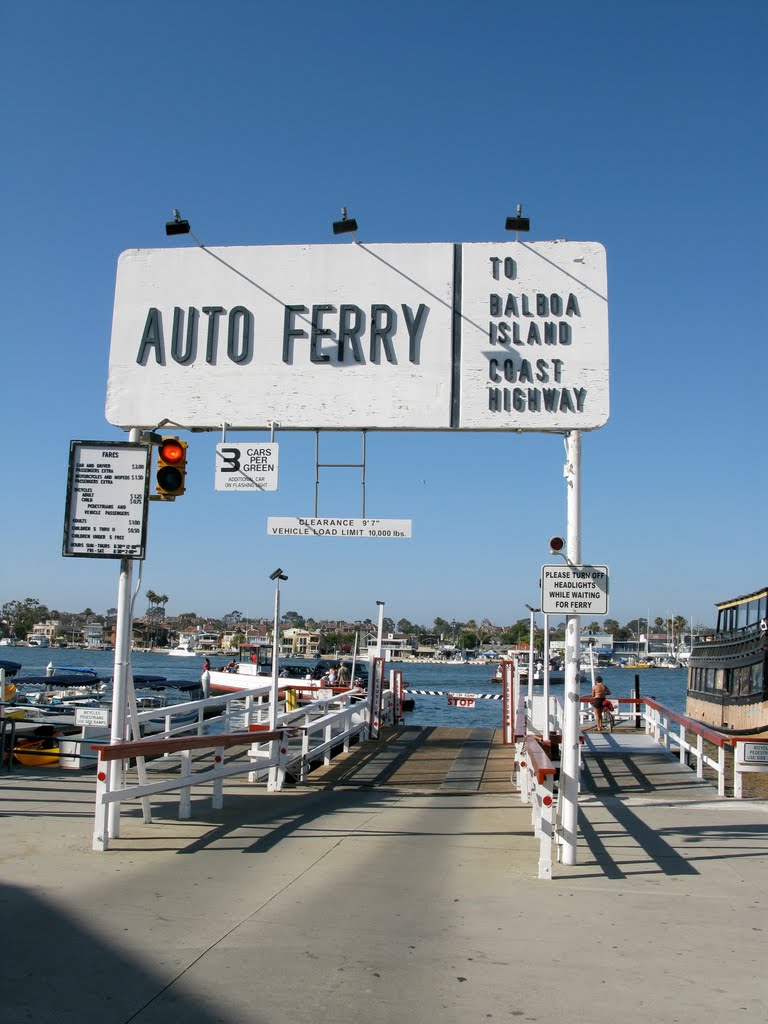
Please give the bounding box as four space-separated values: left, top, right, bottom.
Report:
375 600 385 659
269 580 281 731
561 429 582 866
542 613 551 741
527 608 536 703
108 556 132 838
267 570 286 791
108 424 141 839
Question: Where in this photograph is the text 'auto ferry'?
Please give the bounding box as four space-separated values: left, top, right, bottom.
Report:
686 586 768 736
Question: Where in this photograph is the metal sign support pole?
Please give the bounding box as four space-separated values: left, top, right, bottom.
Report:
109 425 141 836
542 613 551 742
561 429 582 866
267 574 282 792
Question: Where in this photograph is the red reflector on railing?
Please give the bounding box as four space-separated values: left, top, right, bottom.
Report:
543 794 553 806
97 772 106 782
520 761 527 768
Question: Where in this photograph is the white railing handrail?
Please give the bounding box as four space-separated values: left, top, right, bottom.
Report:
514 735 556 880
92 687 375 850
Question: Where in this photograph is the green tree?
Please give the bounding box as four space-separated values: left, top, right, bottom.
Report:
499 619 531 645
1 598 50 640
477 618 495 647
625 618 648 637
282 610 305 628
459 629 478 650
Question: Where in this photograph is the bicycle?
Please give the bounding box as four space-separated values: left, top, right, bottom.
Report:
598 699 615 733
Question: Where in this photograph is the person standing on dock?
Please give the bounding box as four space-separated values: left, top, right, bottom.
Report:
591 675 611 731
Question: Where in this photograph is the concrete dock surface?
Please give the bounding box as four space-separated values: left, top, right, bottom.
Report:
1 725 766 1024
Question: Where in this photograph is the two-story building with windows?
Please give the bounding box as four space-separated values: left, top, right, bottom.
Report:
279 628 324 659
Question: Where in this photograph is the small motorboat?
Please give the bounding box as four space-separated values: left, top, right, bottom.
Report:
167 637 197 657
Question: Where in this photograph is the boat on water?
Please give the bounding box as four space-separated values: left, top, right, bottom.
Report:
686 586 768 736
26 634 50 648
205 646 370 696
166 636 197 657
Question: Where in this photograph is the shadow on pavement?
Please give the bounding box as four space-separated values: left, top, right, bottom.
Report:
1 882 245 1024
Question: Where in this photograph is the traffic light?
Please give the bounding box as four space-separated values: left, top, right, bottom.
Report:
155 437 187 498
549 536 565 554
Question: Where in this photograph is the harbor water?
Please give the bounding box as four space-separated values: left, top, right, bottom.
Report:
4 647 689 727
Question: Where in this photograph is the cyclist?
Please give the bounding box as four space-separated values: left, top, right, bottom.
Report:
591 675 612 732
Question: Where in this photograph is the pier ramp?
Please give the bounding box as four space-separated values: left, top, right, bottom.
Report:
1 725 766 1024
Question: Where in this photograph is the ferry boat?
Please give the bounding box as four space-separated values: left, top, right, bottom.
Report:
686 586 768 735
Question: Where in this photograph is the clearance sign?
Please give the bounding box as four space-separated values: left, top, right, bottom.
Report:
106 241 608 432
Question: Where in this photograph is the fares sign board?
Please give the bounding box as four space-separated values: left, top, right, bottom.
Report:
106 241 608 432
63 442 150 559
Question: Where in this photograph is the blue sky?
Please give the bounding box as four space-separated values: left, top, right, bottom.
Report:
1 1 766 631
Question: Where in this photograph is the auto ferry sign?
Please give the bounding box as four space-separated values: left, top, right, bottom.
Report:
106 241 608 432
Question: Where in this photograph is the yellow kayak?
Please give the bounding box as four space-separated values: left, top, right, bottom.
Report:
13 739 59 766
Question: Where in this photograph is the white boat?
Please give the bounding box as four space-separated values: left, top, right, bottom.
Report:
167 636 197 658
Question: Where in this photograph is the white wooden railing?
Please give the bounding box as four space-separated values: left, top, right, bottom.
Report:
90 684 379 851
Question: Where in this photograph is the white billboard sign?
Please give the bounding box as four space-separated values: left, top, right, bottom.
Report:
459 242 608 429
106 241 608 432
63 442 150 559
267 517 411 538
215 442 278 491
540 564 609 614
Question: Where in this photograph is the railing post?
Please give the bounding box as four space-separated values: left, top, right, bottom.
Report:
717 746 726 797
212 747 224 809
733 744 743 799
93 755 112 852
179 750 192 818
300 725 311 781
538 782 554 880
324 722 332 766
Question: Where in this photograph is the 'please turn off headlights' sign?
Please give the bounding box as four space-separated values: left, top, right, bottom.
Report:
541 564 609 614
106 241 608 433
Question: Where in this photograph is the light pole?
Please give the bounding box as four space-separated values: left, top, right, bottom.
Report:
375 600 385 660
525 604 540 705
269 569 288 731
